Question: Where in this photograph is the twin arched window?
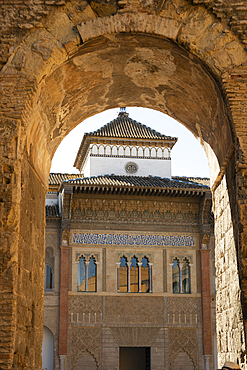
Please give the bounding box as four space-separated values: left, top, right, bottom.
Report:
77 256 97 292
172 258 191 294
118 256 152 293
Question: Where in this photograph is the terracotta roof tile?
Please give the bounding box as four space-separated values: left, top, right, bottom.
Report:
49 173 83 185
172 176 210 187
63 175 209 190
87 112 177 141
45 205 60 217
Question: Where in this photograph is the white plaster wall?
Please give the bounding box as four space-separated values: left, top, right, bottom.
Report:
45 193 58 206
89 156 171 178
83 154 91 177
42 326 54 370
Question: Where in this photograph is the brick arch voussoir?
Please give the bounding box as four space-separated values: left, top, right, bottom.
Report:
3 4 247 87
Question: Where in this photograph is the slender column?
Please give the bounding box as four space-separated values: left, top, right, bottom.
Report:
149 263 153 293
116 263 120 292
75 260 80 292
59 355 66 370
204 355 211 370
138 262 142 292
179 264 183 293
58 246 70 364
200 248 212 368
85 261 89 292
127 262 131 293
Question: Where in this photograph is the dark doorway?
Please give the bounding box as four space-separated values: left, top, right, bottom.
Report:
119 347 151 370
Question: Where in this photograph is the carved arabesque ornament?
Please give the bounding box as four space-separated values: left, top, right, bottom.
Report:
71 327 101 369
167 297 201 325
71 197 199 224
168 328 198 369
111 327 160 346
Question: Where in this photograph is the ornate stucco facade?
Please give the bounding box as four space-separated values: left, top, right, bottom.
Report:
43 113 216 370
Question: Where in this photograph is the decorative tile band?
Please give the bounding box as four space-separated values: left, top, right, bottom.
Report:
72 232 195 247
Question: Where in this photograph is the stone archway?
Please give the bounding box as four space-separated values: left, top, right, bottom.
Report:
1 1 247 369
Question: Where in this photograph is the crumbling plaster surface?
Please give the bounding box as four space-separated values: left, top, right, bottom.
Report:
1 0 247 369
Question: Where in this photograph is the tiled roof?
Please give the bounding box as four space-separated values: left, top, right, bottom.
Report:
49 173 84 185
45 205 60 217
63 175 209 191
87 112 177 141
172 176 210 187
74 111 177 170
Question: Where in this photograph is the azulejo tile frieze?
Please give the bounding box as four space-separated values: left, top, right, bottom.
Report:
72 232 196 248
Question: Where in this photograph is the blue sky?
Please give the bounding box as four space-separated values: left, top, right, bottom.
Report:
50 107 210 178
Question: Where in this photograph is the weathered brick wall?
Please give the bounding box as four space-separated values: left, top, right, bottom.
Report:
1 0 247 71
214 176 246 366
1 0 247 369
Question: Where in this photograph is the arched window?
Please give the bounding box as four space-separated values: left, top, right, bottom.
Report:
138 147 143 156
144 147 149 157
88 257 97 292
132 147 137 156
91 145 97 155
141 257 149 293
105 145 111 155
157 148 162 158
119 146 124 155
119 256 128 293
172 258 180 294
182 258 191 294
45 264 53 290
125 146 130 156
42 326 54 370
172 257 191 294
130 256 138 292
45 247 54 291
77 256 86 292
99 145 104 155
117 255 152 293
78 256 97 292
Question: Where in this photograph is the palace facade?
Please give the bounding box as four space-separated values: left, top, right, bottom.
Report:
42 110 216 370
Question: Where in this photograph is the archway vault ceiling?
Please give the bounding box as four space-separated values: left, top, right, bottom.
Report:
43 33 232 165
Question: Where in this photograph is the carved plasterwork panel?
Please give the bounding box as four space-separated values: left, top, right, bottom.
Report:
75 252 99 262
111 327 160 347
105 296 163 324
71 198 199 225
71 327 101 369
45 232 58 247
167 297 201 325
168 328 198 369
116 251 153 263
69 296 103 315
